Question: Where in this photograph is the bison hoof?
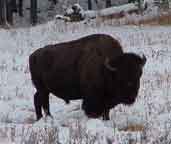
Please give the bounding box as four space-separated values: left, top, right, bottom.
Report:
36 115 43 121
48 114 54 119
45 112 53 119
36 117 42 121
65 99 70 104
102 116 110 121
102 113 110 120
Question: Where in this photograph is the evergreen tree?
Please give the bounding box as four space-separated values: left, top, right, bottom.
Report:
7 0 14 24
0 0 12 26
30 0 37 25
19 0 23 17
0 0 6 25
106 0 111 8
162 0 169 9
88 0 92 10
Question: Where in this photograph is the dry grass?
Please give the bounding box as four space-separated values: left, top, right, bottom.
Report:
139 12 171 26
94 9 171 26
122 124 144 132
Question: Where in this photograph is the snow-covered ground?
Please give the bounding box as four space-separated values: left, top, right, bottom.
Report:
1 21 171 143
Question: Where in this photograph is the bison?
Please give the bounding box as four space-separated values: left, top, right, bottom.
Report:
29 34 146 120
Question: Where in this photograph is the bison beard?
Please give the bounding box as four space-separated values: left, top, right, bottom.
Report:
29 34 146 121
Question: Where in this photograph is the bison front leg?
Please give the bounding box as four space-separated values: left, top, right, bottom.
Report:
82 95 104 118
102 109 110 120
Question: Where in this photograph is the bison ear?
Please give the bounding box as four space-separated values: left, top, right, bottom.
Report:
104 58 117 71
140 54 147 67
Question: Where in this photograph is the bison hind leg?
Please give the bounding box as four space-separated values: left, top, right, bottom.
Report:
31 73 51 120
34 91 43 120
42 91 52 117
34 90 51 120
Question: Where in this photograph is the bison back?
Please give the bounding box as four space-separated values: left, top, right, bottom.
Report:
29 34 123 100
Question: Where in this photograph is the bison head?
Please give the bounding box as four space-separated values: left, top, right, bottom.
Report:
104 53 146 107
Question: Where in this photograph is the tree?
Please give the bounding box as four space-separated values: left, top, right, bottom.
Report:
161 0 169 9
128 0 136 3
0 0 13 26
19 0 23 17
87 0 99 10
6 0 14 24
30 0 37 25
0 0 7 25
88 0 92 10
11 0 17 12
49 0 57 5
106 0 111 8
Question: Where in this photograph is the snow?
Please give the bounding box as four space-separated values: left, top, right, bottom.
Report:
99 3 138 16
0 20 171 143
55 15 71 21
82 3 138 19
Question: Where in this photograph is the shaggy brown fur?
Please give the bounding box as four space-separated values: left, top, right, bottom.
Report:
29 34 146 120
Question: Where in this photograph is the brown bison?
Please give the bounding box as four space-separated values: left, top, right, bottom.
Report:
29 34 146 120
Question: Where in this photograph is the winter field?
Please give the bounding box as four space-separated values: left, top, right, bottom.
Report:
0 20 171 143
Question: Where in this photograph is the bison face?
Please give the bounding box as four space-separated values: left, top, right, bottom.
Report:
105 53 146 106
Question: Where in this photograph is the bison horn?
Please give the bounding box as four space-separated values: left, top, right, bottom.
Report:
104 58 117 71
141 54 147 67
